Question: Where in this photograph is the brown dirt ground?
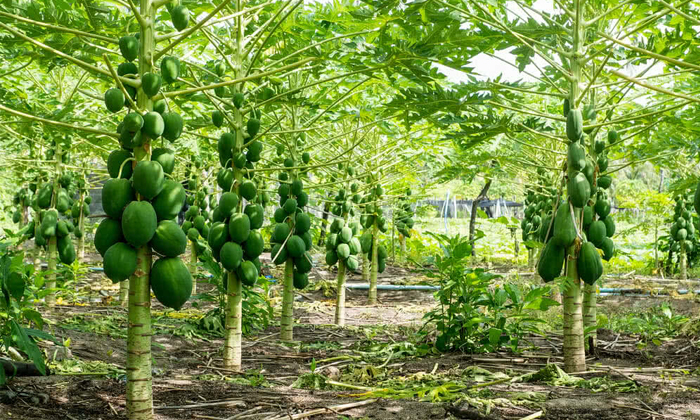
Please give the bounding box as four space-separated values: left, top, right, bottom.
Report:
3 254 700 419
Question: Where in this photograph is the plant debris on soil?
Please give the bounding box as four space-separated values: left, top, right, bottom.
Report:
3 256 700 420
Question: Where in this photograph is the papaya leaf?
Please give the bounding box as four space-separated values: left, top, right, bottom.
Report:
10 320 46 376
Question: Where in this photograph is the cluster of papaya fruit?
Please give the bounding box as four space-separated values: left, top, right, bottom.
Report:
97 33 194 309
270 172 313 289
325 217 362 273
521 181 556 246
360 182 389 233
107 34 184 148
537 101 617 285
360 181 388 274
98 145 192 308
182 202 210 256
31 171 88 264
10 186 31 225
330 165 359 217
208 92 266 287
395 189 415 238
215 122 263 197
668 194 698 258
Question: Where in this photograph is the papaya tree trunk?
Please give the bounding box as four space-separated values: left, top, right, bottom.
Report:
46 236 57 306
222 0 245 369
469 179 492 257
562 0 586 373
126 245 153 419
399 234 406 264
33 243 41 276
527 248 534 271
368 224 379 305
582 282 597 351
563 258 586 372
189 241 197 295
317 199 331 246
223 271 243 371
391 213 395 262
362 252 369 282
124 1 157 417
77 193 85 261
334 259 347 326
654 225 659 272
681 240 687 280
280 258 295 340
33 213 42 275
119 280 129 307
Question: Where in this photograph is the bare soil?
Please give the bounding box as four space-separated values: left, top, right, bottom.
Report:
3 255 700 419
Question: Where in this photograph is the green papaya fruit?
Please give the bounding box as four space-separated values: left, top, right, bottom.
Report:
151 148 175 175
161 56 180 84
105 88 125 113
271 243 288 265
119 36 139 61
142 112 164 139
121 201 157 247
104 242 137 283
228 213 251 244
568 142 586 171
162 112 183 141
568 172 590 208
294 252 313 274
212 110 224 128
102 178 135 219
244 204 264 229
151 220 187 257
151 257 192 310
141 72 162 97
597 155 608 172
588 220 606 247
171 5 190 31
293 271 309 289
537 240 565 282
207 222 229 260
601 237 614 261
133 161 165 200
566 109 583 142
220 241 243 271
118 62 138 76
237 260 258 287
107 149 133 179
295 212 310 234
598 175 612 189
594 198 611 218
553 203 576 248
95 218 123 257
286 235 305 258
578 242 603 285
57 235 76 265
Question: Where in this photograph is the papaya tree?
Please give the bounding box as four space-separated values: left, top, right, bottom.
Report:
667 191 697 280
437 0 694 370
394 188 416 264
